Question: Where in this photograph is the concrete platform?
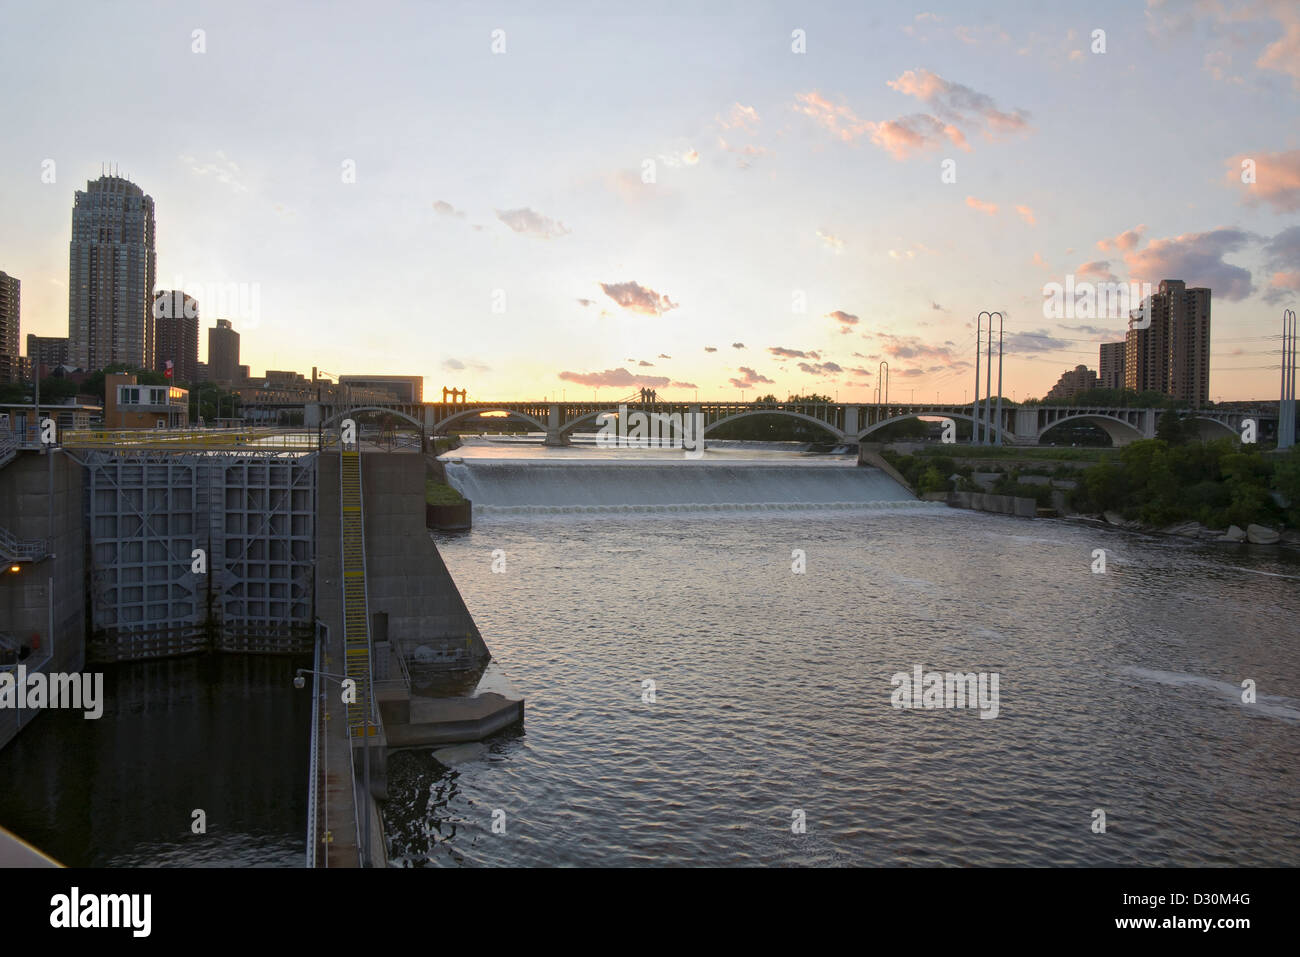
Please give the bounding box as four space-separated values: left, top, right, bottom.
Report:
382 661 524 749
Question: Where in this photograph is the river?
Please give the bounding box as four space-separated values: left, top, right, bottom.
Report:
382 439 1300 866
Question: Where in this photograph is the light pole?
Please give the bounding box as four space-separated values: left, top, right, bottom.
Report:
294 667 373 867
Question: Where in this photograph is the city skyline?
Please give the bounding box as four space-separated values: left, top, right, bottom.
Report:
1 1 1297 403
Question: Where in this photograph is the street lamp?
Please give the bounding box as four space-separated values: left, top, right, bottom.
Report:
294 667 374 868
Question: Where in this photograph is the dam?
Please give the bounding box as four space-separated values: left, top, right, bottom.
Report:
0 427 524 867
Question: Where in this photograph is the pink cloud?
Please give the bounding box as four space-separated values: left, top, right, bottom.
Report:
1226 150 1300 213
966 195 998 215
1096 224 1147 252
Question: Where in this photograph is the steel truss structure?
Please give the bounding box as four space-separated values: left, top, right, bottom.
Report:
80 447 318 661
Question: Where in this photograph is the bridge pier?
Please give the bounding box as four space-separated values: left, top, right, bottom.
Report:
544 430 571 447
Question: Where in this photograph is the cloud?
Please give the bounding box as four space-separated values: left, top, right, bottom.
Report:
729 366 775 389
558 367 670 388
828 310 860 333
769 346 820 359
1015 204 1036 225
732 342 746 349
576 298 596 307
1097 224 1147 252
637 360 653 367
1226 149 1300 213
797 361 844 376
658 353 671 359
433 200 466 218
180 151 246 193
1123 227 1256 300
817 229 845 251
1032 252 1050 269
1076 260 1118 281
1149 0 1300 89
1004 330 1069 353
966 195 998 215
1261 225 1300 303
704 346 718 352
867 114 970 159
599 280 679 315
659 149 701 168
877 334 960 364
1060 323 1121 337
717 103 760 131
442 357 490 372
931 301 944 311
671 381 699 390
495 207 570 239
887 69 1030 135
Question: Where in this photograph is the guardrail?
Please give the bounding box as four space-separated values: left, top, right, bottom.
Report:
0 525 46 563
306 623 324 868
62 428 324 450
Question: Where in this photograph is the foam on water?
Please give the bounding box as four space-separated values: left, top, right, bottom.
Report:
443 459 916 511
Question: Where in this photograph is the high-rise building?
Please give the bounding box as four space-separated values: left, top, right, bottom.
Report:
1099 341 1126 391
1125 280 1211 407
67 174 157 371
1046 364 1098 400
153 290 199 384
207 318 240 384
0 271 18 383
26 334 70 378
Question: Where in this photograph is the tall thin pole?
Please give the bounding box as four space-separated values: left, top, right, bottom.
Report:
995 312 1004 447
1283 309 1297 451
983 322 993 446
973 313 983 445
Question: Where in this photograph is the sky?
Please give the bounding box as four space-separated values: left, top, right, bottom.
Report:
1 0 1297 404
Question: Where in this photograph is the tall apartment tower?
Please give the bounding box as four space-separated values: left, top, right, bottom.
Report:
1125 280 1211 407
0 271 18 383
27 335 70 377
67 173 157 372
153 290 200 384
207 318 240 385
1099 341 1126 391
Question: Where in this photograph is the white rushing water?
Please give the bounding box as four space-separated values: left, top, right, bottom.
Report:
440 444 917 511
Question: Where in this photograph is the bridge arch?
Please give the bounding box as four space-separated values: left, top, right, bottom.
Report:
856 411 1008 444
432 407 549 434
702 408 846 440
1036 413 1143 446
320 406 425 431
1186 416 1241 441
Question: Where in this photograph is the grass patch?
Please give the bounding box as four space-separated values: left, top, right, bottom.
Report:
425 479 466 505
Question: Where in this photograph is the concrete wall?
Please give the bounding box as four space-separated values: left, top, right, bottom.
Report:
947 490 1037 518
0 448 85 749
316 452 489 685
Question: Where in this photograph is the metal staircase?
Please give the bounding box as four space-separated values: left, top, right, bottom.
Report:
339 447 376 738
0 525 46 564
